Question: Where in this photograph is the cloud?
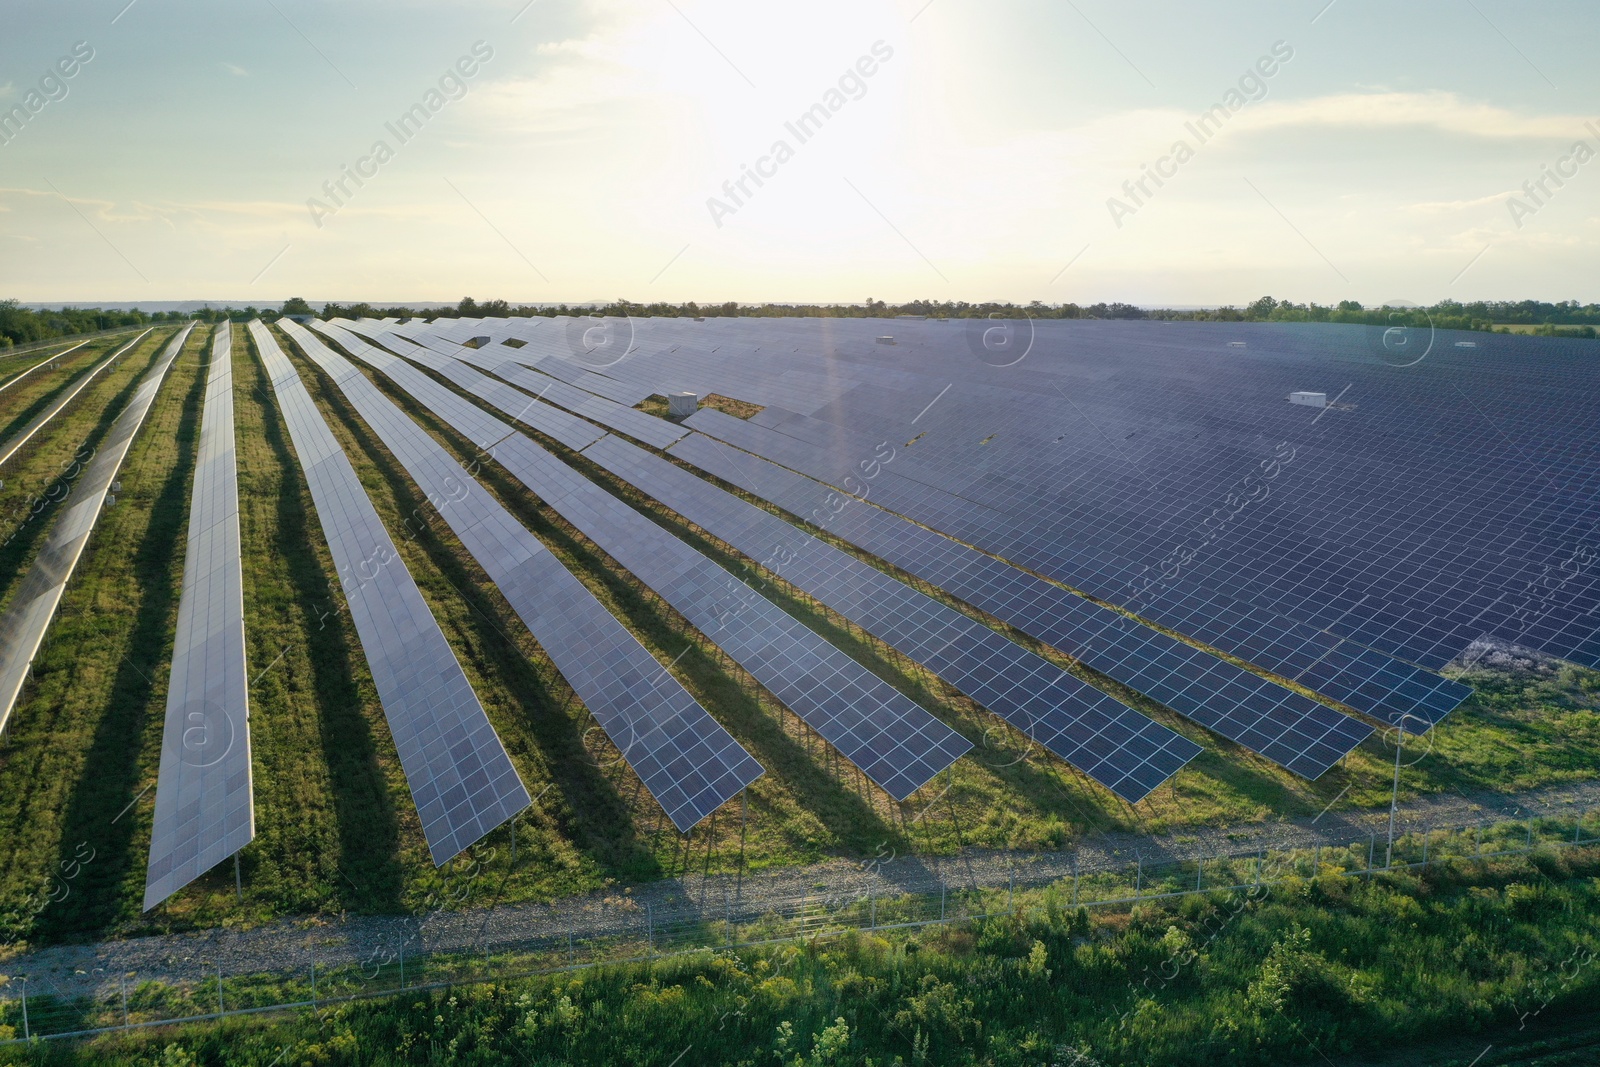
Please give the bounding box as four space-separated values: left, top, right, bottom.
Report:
221 63 248 77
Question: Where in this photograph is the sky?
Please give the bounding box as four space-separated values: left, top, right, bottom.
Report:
0 0 1596 307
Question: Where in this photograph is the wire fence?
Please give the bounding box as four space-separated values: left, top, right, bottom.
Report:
2 807 1595 1045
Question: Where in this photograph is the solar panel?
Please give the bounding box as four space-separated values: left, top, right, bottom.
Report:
0 326 188 733
317 326 972 801
580 432 1199 802
282 321 762 830
145 322 254 909
669 424 1374 778
253 321 530 864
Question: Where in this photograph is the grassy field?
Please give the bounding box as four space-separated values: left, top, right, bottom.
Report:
8 845 1600 1065
0 320 1594 949
0 325 192 943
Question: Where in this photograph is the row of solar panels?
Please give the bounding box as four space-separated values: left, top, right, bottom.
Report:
513 313 1599 681
0 327 176 734
17 311 1508 911
376 315 1400 778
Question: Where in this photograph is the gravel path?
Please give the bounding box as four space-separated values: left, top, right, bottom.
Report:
4 777 1598 1007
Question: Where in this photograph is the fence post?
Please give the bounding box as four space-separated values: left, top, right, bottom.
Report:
1313 843 1321 873
870 891 877 931
1475 824 1481 855
568 932 575 966
1135 853 1143 899
1367 834 1375 879
217 960 224 1016
1008 868 1015 910
940 877 946 921
1255 849 1263 887
725 885 733 944
1195 857 1203 892
646 902 654 953
1071 856 1080 908
121 973 129 1027
1422 829 1429 865
399 937 405 990
310 945 316 1008
20 979 28 1040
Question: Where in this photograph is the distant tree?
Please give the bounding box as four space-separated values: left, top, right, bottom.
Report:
1245 295 1279 320
281 297 314 317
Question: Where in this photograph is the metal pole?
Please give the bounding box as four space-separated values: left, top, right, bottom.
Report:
234 853 242 900
939 878 946 921
1008 868 1015 909
1071 858 1080 908
869 891 876 930
1135 853 1143 899
1195 857 1203 892
399 937 405 990
568 932 575 966
645 902 653 951
121 974 128 1027
20 980 28 1040
1386 725 1405 867
217 960 223 1015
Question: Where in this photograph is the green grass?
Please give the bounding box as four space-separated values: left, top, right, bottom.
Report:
0 320 1596 946
0 326 194 943
8 846 1600 1065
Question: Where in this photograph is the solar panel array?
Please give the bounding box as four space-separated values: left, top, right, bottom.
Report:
0 326 189 733
542 315 1597 701
666 424 1373 778
0 329 153 470
322 324 972 801
580 432 1201 801
145 321 254 910
0 338 90 396
338 320 686 450
739 401 1472 730
285 320 763 830
254 321 530 865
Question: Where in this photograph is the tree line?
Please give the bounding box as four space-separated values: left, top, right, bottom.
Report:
0 300 192 349
288 295 1600 335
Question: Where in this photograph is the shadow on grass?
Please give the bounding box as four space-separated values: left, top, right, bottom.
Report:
34 332 206 942
0 348 102 446
295 353 665 884
246 339 406 915
0 335 170 617
349 356 909 863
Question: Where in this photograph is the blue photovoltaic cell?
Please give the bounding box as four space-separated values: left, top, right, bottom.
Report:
286 321 761 830
323 325 972 801
257 321 530 865
668 427 1375 779
579 432 1199 802
724 402 1474 729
